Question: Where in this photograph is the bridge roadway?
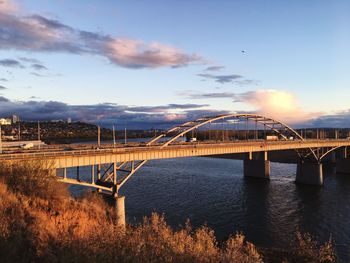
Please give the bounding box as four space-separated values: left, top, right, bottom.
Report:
1 139 350 168
2 138 350 229
4 113 350 229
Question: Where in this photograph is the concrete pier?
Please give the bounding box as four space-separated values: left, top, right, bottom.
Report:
115 195 126 230
243 159 270 179
336 158 350 174
296 162 323 186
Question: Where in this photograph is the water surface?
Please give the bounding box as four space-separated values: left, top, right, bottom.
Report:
69 157 350 261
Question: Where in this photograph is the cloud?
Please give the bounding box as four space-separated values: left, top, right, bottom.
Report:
0 85 7 90
0 78 8 81
308 110 350 128
205 66 225 71
18 57 41 63
0 56 48 72
30 72 46 77
0 97 217 129
197 72 259 86
183 91 236 99
127 103 209 113
0 58 24 68
0 1 203 69
0 96 9 102
0 0 18 13
31 63 47 70
182 89 320 124
104 39 203 68
198 73 243 84
233 90 320 124
0 94 345 128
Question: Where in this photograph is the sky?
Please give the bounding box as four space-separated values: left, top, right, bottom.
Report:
0 0 350 128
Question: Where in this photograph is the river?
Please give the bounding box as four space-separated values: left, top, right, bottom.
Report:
68 140 350 261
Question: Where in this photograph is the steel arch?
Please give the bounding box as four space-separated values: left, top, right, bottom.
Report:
146 114 304 147
55 114 346 195
110 114 319 195
319 146 343 161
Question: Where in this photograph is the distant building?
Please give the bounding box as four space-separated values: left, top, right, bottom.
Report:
0 118 11 125
12 115 19 124
67 117 72 124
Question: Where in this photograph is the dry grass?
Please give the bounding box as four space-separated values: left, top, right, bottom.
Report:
291 232 337 263
0 161 337 263
0 160 68 201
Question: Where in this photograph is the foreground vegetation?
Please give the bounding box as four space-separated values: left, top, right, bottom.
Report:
0 161 337 262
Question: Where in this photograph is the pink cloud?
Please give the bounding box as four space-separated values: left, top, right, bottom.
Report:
0 0 204 69
105 39 202 68
0 0 18 13
164 113 187 121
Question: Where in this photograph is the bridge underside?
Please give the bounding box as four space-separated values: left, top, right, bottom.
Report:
210 149 337 164
3 113 350 229
2 113 350 192
52 146 350 194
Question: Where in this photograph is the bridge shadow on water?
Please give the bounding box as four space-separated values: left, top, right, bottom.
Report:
68 157 350 261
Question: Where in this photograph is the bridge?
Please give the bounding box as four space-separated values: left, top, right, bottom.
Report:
1 114 350 227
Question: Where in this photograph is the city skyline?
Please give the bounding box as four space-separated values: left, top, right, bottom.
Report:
1 0 350 128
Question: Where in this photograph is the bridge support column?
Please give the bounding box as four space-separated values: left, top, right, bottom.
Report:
97 164 102 193
243 159 270 179
296 162 323 186
115 195 126 231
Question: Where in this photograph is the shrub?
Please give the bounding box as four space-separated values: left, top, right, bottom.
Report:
0 160 68 201
0 161 338 263
222 233 263 263
292 232 337 263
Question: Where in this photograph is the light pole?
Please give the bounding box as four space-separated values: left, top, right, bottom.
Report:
37 121 41 149
97 125 101 148
0 125 2 154
18 122 21 140
112 124 116 148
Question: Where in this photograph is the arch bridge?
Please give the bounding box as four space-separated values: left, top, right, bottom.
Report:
1 113 350 226
1 113 349 191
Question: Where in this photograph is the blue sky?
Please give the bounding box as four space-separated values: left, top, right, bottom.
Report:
1 0 350 128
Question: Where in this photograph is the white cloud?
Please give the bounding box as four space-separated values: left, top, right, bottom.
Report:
235 90 321 124
182 89 321 124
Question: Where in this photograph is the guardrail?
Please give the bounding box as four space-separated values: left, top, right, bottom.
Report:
0 139 349 161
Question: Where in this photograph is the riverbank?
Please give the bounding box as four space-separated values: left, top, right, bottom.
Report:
0 120 157 144
0 160 337 262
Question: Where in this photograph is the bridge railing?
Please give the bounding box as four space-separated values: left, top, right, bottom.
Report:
0 139 349 161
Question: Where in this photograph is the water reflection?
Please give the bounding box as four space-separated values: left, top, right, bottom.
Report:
67 157 350 261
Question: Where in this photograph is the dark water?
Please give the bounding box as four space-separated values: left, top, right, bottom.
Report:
69 157 350 261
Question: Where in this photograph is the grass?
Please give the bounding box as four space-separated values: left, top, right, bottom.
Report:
0 160 337 263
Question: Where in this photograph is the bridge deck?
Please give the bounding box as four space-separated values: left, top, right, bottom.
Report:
1 139 350 168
